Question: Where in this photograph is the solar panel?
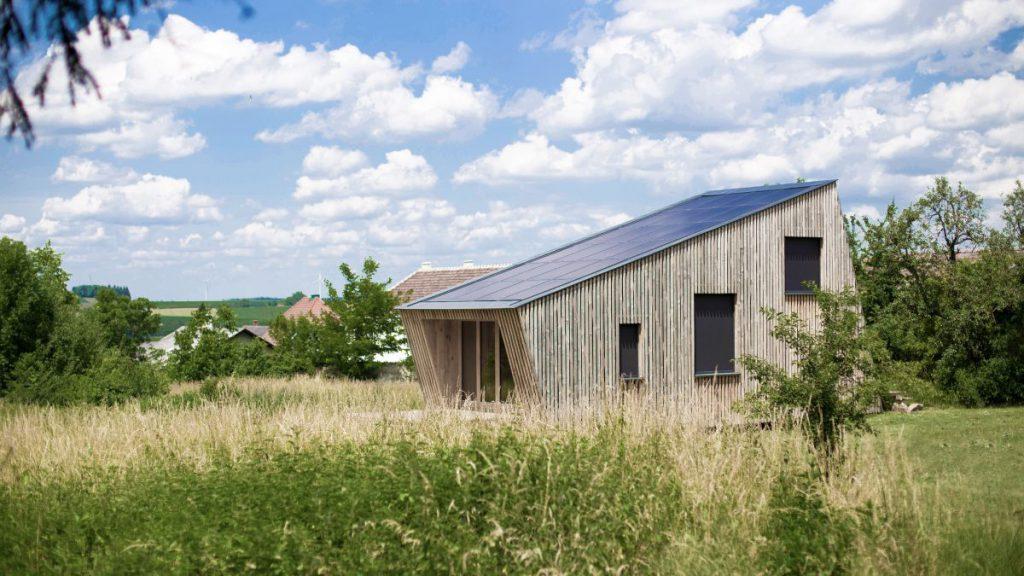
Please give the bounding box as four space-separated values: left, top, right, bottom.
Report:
402 180 835 309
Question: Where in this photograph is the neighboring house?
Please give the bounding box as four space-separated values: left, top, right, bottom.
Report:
228 323 277 347
282 295 332 320
141 326 185 359
390 262 506 303
399 180 856 418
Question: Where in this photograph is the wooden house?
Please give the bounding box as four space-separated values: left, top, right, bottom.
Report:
399 180 855 417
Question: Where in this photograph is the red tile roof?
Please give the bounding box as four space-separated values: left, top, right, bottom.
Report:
391 264 505 303
282 296 333 320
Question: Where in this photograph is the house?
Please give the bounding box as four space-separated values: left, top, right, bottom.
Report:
390 261 506 303
228 323 277 347
398 180 855 417
282 295 332 320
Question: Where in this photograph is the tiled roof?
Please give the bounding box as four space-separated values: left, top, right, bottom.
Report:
403 180 837 310
282 296 333 320
232 324 277 346
391 265 506 303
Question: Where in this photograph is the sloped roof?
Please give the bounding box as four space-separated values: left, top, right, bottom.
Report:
230 324 277 347
391 264 506 303
402 180 836 310
282 296 332 320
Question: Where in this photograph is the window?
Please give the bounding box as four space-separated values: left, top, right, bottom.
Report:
785 237 821 294
694 295 735 375
619 323 640 379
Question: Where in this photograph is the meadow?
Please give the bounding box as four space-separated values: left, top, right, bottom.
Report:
1 378 1021 574
151 299 287 338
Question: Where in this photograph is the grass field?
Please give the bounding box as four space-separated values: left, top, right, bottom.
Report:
1 381 1021 574
150 300 287 338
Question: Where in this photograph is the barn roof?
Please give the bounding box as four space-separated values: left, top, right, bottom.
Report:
401 179 836 310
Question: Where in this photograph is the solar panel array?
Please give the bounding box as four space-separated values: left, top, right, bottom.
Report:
403 180 835 309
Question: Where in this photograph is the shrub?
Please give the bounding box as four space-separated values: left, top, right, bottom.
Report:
739 287 882 457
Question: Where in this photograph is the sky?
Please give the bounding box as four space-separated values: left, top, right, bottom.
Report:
1 0 1022 300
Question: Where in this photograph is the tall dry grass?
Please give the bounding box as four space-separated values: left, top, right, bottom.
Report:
2 377 1017 574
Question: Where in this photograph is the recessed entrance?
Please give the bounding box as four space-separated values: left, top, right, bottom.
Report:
459 320 516 403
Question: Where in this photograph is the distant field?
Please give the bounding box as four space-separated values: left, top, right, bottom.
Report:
150 300 287 338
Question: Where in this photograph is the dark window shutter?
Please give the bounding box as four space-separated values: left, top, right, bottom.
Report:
694 295 735 375
619 324 640 379
785 237 821 294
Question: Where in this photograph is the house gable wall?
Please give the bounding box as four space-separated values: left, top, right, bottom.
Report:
517 183 854 417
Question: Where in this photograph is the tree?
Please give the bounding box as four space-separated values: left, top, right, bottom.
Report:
282 291 306 306
1003 179 1024 248
916 177 985 262
169 304 238 381
739 288 881 458
0 238 69 392
88 287 160 358
321 258 404 379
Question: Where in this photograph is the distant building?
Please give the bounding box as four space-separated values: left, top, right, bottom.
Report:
282 295 332 320
390 261 506 303
228 323 277 347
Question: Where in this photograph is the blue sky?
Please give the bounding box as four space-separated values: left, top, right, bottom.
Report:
2 0 1022 299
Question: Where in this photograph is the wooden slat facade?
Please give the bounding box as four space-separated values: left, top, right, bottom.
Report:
402 183 854 420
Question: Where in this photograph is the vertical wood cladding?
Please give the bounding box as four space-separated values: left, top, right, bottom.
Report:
518 183 854 417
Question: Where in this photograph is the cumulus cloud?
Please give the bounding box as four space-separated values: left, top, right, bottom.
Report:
298 197 390 221
432 41 471 73
252 208 289 221
0 214 27 234
21 14 498 156
256 76 497 143
530 0 1024 134
294 148 437 199
52 156 137 183
42 174 222 224
457 72 1024 201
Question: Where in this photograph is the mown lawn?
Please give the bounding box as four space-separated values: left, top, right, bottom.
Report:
872 407 1024 516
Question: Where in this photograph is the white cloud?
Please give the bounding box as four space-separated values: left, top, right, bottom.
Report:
432 41 471 73
457 72 1024 202
301 146 369 177
295 149 437 199
846 204 882 220
252 208 289 221
0 214 26 234
179 233 202 247
530 0 1024 134
52 156 137 183
21 14 498 156
75 115 207 159
298 197 390 221
257 75 497 143
229 220 359 250
42 174 222 224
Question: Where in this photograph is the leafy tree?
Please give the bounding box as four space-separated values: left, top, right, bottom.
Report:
739 288 882 457
88 287 160 357
72 284 130 298
282 291 306 306
1003 179 1024 248
321 258 404 379
0 238 69 392
169 304 237 381
916 177 985 262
